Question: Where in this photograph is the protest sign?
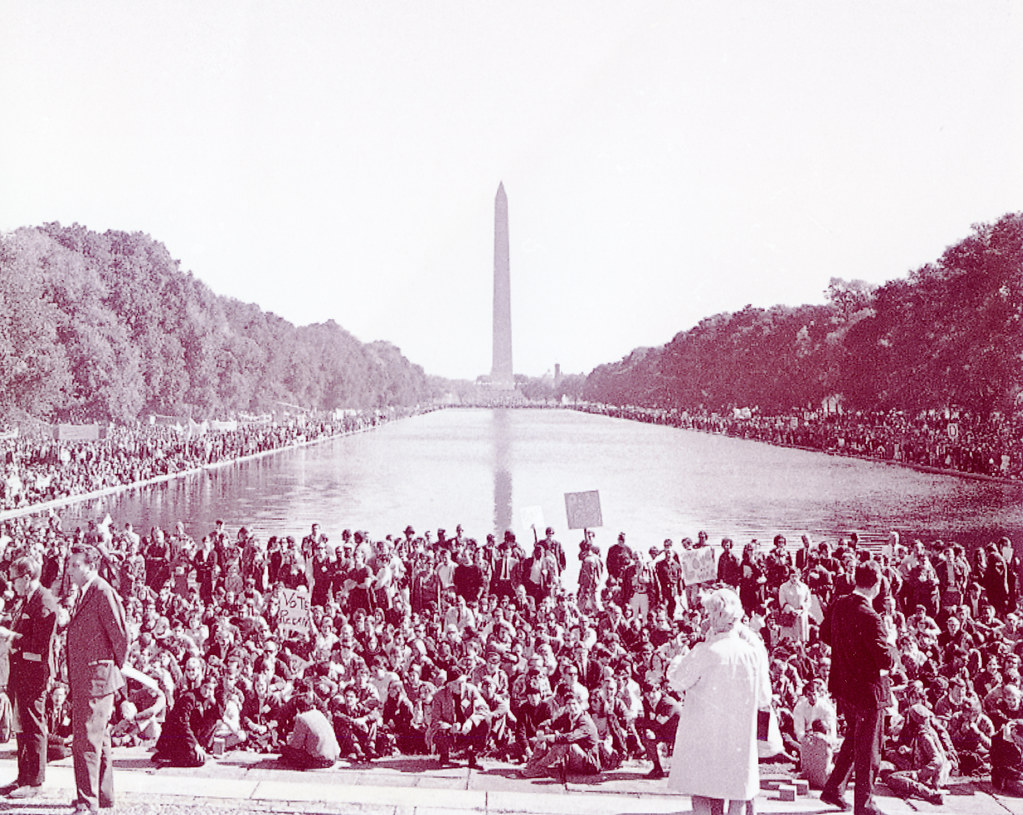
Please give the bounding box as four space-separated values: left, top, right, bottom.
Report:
680 546 717 585
564 490 602 530
277 587 312 638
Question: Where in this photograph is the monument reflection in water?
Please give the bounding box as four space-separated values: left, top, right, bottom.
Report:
62 409 1023 575
492 408 513 534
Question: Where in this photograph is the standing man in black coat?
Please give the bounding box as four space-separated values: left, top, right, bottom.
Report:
0 556 60 799
820 560 895 815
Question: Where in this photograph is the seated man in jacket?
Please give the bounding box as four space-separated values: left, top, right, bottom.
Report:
637 681 680 779
883 704 952 806
152 672 222 767
279 692 340 770
521 688 601 779
427 669 490 769
511 678 555 763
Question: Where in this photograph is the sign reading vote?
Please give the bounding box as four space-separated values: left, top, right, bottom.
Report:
564 490 603 530
680 547 718 585
277 587 311 638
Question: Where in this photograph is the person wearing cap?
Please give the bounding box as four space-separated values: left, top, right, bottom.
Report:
883 704 950 805
0 556 60 799
427 670 490 768
511 677 555 763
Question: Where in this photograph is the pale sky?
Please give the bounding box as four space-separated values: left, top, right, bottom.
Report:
2 1 1020 380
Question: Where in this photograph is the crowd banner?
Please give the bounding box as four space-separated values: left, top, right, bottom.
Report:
564 490 602 530
277 587 312 638
680 546 717 585
56 423 100 441
210 420 238 432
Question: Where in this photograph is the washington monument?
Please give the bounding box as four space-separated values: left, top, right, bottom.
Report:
491 182 514 388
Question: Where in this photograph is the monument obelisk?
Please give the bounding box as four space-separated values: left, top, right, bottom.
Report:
491 182 514 388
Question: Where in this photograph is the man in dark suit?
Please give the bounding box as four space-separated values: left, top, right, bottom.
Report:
820 560 894 815
0 556 59 799
66 544 130 815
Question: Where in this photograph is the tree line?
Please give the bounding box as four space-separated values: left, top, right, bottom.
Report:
0 223 434 422
582 212 1023 417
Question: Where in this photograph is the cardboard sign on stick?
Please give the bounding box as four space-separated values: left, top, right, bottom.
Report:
564 490 602 530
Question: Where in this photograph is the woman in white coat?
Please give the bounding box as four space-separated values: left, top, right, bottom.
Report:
777 567 812 643
666 587 771 815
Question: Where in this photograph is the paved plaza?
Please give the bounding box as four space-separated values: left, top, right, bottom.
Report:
1 746 1022 815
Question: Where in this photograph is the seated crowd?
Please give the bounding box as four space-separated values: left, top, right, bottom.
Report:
1 513 1022 800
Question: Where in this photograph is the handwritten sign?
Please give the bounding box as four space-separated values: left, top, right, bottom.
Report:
564 490 602 530
680 547 717 585
277 587 311 638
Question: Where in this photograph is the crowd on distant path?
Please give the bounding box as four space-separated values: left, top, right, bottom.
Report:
8 399 1017 517
578 403 1023 481
0 407 433 513
4 505 1023 807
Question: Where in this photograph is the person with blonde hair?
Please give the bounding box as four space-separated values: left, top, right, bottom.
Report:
666 588 770 815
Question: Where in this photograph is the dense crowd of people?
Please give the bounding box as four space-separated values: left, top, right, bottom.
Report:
1 506 1023 806
0 407 429 512
579 403 1023 480
7 400 1017 519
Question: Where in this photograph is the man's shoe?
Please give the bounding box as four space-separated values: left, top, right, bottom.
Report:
8 785 41 799
819 789 850 811
645 767 665 779
71 804 97 815
0 781 22 796
927 792 944 806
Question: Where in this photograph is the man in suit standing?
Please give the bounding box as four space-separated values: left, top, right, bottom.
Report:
820 560 894 815
66 544 129 814
0 556 60 799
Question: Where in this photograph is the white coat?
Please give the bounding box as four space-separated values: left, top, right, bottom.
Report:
665 627 770 801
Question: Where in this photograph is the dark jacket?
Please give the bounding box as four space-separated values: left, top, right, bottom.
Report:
822 591 894 710
10 584 59 691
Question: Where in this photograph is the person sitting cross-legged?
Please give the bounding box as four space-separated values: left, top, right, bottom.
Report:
521 689 601 780
279 693 340 770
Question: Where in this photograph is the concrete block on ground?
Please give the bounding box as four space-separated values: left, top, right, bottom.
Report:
775 783 797 801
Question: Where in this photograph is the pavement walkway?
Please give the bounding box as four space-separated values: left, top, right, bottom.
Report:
1 746 1022 815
